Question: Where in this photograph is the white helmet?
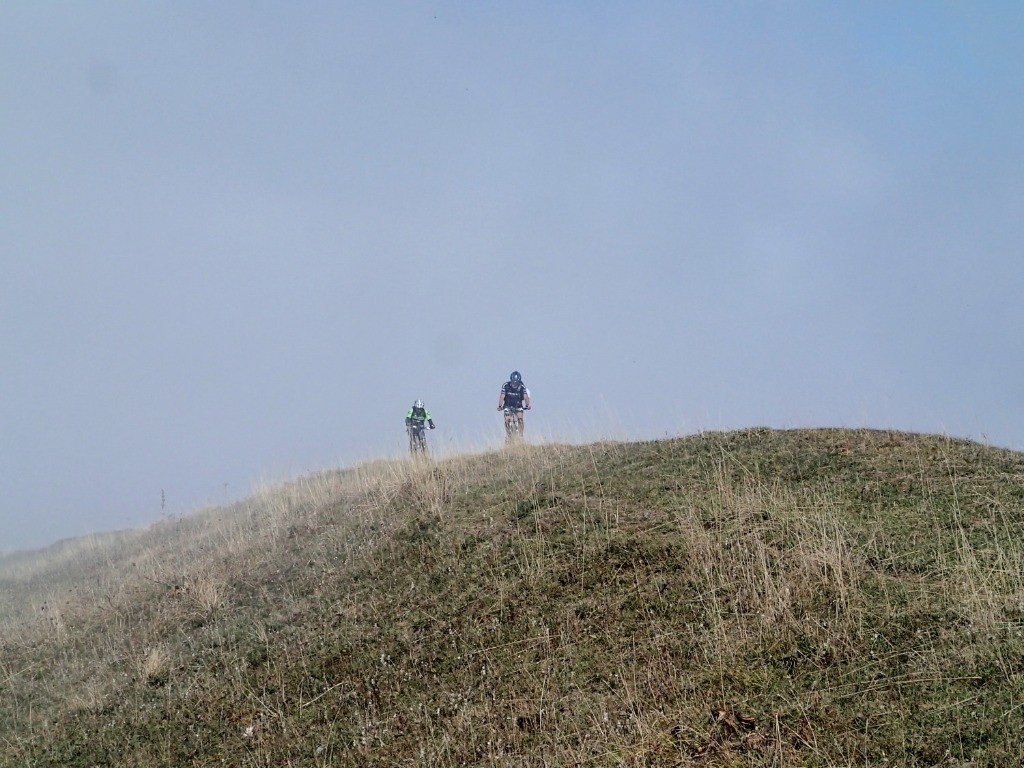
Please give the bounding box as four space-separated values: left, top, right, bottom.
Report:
414 400 424 409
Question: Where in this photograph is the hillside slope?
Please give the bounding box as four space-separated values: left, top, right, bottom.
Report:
2 429 1024 767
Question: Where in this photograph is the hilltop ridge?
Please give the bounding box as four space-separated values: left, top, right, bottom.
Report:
2 428 1023 766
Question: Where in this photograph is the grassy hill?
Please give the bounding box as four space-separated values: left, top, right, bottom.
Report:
2 428 1023 767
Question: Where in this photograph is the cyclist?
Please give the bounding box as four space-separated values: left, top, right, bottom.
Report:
497 371 531 439
405 400 435 431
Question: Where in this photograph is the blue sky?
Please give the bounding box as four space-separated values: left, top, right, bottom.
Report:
2 2 1023 552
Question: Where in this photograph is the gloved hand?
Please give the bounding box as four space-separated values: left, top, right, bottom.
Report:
428 420 435 429
524 404 531 410
497 406 503 411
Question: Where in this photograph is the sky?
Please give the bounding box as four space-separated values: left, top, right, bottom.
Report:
3 1 1023 553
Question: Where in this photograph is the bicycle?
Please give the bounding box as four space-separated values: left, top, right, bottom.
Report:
500 404 529 444
407 422 429 456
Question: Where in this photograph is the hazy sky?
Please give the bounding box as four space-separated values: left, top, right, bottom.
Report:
3 2 1023 553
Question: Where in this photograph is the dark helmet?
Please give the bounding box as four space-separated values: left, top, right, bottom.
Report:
510 371 522 383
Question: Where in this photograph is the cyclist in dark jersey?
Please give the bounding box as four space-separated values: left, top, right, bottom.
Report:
497 371 531 439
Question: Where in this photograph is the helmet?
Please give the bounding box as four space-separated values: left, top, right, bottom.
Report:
414 399 424 409
510 371 521 383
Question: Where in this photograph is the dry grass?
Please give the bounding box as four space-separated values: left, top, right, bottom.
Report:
2 428 1024 766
